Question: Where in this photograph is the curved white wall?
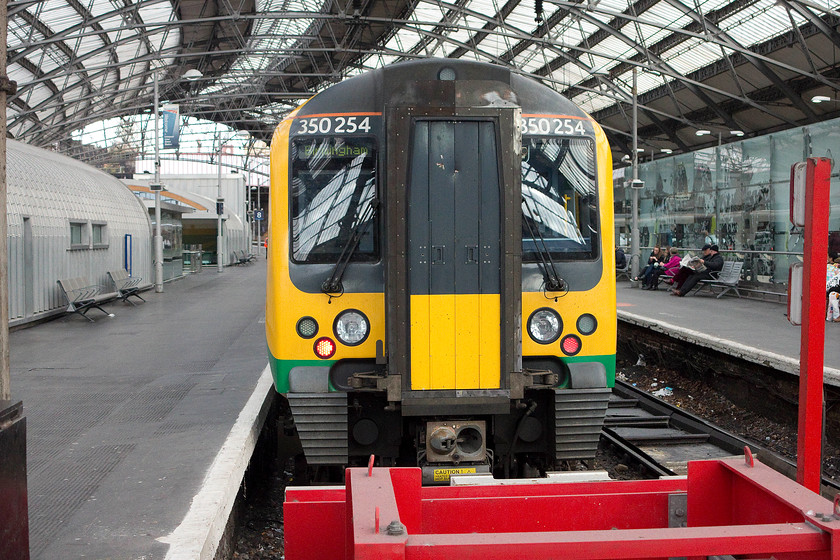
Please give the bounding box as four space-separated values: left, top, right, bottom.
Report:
7 140 152 324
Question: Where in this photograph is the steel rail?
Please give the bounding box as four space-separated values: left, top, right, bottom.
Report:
607 379 840 498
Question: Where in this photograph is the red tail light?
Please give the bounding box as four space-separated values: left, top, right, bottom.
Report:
561 335 582 356
314 337 337 359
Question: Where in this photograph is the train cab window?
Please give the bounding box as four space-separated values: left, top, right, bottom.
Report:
290 137 378 263
521 137 599 261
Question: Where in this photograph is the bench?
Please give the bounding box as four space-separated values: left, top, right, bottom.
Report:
689 260 744 299
616 254 639 284
233 250 255 266
107 269 146 306
657 272 676 288
57 277 116 322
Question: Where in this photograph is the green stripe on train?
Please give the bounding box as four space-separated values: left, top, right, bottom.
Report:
268 354 336 394
558 354 617 388
269 352 616 393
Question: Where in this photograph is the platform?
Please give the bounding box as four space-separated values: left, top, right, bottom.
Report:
9 259 270 560
616 280 840 387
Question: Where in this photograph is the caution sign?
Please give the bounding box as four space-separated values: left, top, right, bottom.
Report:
433 467 477 483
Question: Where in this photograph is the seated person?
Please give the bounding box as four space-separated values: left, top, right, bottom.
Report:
615 246 627 270
670 244 724 296
644 247 680 290
827 255 840 321
634 245 664 283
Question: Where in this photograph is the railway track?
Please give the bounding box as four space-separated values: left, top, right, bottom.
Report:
603 380 840 498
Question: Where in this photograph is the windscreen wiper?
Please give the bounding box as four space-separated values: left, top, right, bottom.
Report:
522 194 565 293
321 198 379 297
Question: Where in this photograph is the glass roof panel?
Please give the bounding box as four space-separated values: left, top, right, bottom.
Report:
720 4 795 47
551 65 591 88
7 65 37 89
636 2 693 30
137 2 176 24
99 14 136 44
658 36 717 77
573 92 609 113
115 41 149 64
8 17 46 49
444 15 480 54
624 21 674 49
22 85 53 109
74 34 106 58
87 0 119 18
56 81 87 104
514 44 547 73
40 46 71 73
595 35 636 62
36 4 85 30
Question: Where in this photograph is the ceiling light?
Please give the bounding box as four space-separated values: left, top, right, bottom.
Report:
811 95 831 104
695 130 711 136
730 130 744 136
660 148 673 154
182 69 203 81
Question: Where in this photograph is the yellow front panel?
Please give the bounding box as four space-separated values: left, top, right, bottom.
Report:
410 294 500 390
478 295 501 389
409 296 431 389
428 294 455 390
455 294 480 389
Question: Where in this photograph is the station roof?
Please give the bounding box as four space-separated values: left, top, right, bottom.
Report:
8 0 840 160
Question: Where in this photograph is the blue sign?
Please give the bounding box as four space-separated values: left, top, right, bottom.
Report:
161 104 180 149
254 210 264 221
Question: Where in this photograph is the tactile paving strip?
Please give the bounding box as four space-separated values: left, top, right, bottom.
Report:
108 379 198 423
28 444 136 559
26 393 126 473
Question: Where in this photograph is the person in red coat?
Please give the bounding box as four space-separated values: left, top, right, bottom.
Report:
644 247 680 290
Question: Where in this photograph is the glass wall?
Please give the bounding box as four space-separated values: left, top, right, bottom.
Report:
149 209 184 282
615 117 840 289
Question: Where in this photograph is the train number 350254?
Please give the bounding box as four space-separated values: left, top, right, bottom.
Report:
521 117 588 136
295 116 373 135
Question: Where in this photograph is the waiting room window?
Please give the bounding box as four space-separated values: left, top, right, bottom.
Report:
92 223 107 247
70 222 85 247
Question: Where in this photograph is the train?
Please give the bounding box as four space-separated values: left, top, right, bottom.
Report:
266 58 616 483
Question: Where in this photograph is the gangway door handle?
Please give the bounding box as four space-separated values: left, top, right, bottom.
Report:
465 245 478 264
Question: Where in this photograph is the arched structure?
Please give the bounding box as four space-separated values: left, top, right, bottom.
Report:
7 140 152 325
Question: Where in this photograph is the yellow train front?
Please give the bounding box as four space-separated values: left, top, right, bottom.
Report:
267 58 615 483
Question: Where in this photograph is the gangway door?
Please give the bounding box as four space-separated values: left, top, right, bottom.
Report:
407 120 501 390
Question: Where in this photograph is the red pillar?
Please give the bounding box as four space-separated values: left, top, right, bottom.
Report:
797 157 831 492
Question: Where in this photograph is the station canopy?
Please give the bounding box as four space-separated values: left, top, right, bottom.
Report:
9 0 840 162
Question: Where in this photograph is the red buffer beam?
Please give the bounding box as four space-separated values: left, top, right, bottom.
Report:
284 457 840 560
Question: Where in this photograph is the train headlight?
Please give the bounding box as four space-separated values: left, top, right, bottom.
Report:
527 308 562 344
314 337 337 359
576 314 597 335
334 310 370 346
296 317 318 339
561 334 582 356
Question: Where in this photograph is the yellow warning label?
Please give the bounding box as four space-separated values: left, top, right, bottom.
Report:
433 467 477 482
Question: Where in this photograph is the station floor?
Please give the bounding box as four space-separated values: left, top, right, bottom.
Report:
616 279 840 387
10 257 270 560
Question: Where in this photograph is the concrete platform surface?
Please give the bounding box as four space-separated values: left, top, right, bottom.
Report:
9 259 269 560
616 281 840 386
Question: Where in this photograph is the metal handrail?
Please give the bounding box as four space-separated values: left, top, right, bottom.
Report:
637 246 804 257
